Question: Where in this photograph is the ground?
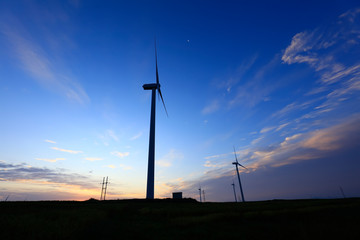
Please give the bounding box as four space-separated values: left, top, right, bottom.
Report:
1 198 359 239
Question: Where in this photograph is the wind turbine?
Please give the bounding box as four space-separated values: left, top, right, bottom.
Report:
232 146 247 202
143 40 168 199
198 186 202 202
231 180 237 202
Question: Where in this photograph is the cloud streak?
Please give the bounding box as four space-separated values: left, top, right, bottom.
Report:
51 147 82 154
84 157 103 161
130 131 143 141
35 158 65 163
0 161 97 190
111 151 130 158
156 149 184 168
0 13 89 104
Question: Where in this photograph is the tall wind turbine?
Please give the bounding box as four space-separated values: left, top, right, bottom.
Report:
143 40 168 199
232 146 247 202
231 180 237 202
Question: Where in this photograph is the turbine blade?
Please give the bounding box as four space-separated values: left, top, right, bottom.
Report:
233 146 239 163
155 39 159 86
158 88 168 117
239 163 248 170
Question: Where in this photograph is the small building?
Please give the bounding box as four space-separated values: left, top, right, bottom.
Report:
172 192 183 199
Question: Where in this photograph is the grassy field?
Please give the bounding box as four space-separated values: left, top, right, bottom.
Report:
1 198 360 239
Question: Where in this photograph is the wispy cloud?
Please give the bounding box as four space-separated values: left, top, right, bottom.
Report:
130 131 143 141
107 130 119 142
270 7 360 139
84 157 103 161
0 161 97 189
51 147 82 154
249 116 360 169
119 164 132 170
98 130 120 146
271 99 322 119
111 151 130 158
204 153 229 160
228 56 280 108
219 54 258 93
35 158 65 163
44 139 56 144
203 160 228 169
276 122 290 132
0 13 89 104
282 8 360 87
105 165 116 169
251 136 264 145
202 100 220 115
260 126 276 134
157 149 184 168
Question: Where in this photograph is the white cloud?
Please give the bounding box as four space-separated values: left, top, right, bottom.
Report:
130 131 143 140
282 9 360 87
51 147 82 154
204 153 229 160
157 149 184 168
119 164 132 170
260 126 275 134
276 123 290 131
105 165 116 169
35 158 65 163
280 134 303 147
84 157 103 161
44 139 56 144
202 100 220 115
107 130 119 142
339 8 360 23
251 136 264 145
203 160 228 168
111 151 130 158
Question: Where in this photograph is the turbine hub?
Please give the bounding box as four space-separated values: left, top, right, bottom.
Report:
143 83 158 90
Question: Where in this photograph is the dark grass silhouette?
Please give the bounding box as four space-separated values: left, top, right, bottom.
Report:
1 198 360 239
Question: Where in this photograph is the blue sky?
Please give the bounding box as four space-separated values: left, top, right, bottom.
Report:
1 0 360 201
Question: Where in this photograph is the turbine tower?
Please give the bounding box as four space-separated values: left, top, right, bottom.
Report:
232 146 247 202
198 186 202 202
231 180 237 202
143 40 168 199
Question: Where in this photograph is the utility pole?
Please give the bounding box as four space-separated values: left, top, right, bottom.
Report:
103 176 109 200
100 177 105 200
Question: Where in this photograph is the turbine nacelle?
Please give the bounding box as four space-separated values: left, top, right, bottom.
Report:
233 161 247 169
143 83 159 90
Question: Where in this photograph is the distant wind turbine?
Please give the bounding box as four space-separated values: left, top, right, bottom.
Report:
143 40 168 199
198 186 202 202
339 186 346 198
232 146 247 202
231 181 237 202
